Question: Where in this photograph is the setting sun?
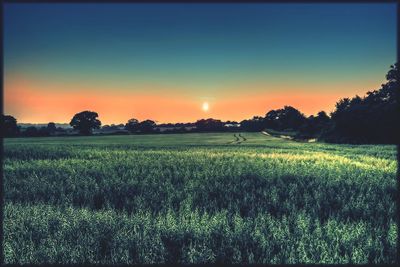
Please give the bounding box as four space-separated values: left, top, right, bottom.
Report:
202 102 209 112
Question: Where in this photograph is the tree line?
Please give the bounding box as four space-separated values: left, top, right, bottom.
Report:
2 63 398 144
238 63 398 144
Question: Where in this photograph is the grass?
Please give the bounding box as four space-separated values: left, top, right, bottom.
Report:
3 132 398 264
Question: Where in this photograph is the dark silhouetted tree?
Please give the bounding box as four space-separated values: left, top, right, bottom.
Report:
47 122 57 134
386 63 399 85
138 120 156 133
24 126 39 137
1 115 19 137
70 111 101 135
125 118 140 133
322 63 398 144
316 111 330 124
38 126 50 136
298 111 331 139
56 127 66 134
240 116 265 132
195 118 224 132
265 106 306 131
22 125 51 137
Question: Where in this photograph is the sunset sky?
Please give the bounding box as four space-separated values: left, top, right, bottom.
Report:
4 3 397 124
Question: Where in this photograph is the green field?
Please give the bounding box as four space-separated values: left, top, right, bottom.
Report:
3 132 397 264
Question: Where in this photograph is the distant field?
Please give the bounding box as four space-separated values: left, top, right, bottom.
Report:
3 133 397 264
5 132 285 146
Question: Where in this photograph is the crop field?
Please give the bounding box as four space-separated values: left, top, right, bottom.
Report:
3 132 398 264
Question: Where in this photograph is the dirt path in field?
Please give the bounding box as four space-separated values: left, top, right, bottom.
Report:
226 133 247 145
238 133 247 142
226 134 237 144
227 133 247 145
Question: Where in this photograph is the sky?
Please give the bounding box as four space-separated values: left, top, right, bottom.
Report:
4 3 397 124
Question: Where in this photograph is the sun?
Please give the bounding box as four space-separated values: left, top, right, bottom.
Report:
202 102 209 112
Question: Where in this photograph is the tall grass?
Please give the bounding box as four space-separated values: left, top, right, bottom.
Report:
3 133 397 263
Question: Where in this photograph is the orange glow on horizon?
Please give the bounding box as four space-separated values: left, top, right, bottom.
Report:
5 74 383 124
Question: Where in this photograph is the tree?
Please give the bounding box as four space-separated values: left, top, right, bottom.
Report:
47 122 57 134
138 120 156 133
240 116 265 132
386 63 399 86
23 126 39 137
264 110 280 129
70 111 101 135
195 118 224 132
265 106 306 131
315 111 330 125
108 124 120 131
298 111 331 138
125 118 140 133
322 63 399 144
38 126 50 136
1 115 19 137
56 127 66 133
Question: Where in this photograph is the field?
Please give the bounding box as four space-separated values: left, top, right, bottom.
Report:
3 132 398 264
